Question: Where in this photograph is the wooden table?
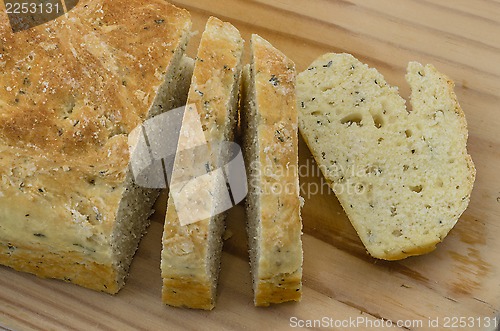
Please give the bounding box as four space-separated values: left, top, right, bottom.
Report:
1 1 499 330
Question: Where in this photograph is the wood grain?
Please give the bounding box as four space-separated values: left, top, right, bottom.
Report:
1 0 500 330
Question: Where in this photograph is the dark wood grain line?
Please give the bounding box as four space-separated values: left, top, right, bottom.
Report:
0 290 78 331
0 310 41 331
250 0 500 77
29 278 141 331
40 282 178 331
338 299 411 330
0 277 109 331
418 0 500 24
343 0 500 51
172 0 500 100
302 279 406 330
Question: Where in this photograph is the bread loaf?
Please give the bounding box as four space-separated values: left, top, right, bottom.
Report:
296 53 475 260
0 0 192 293
161 17 244 310
241 34 303 306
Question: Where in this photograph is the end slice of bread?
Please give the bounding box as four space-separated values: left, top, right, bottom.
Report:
161 16 244 310
296 53 475 260
241 34 303 306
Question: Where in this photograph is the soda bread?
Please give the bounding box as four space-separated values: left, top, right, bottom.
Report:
0 0 192 293
161 17 243 310
241 34 303 306
296 53 475 260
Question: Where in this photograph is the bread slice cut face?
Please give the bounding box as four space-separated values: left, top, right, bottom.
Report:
296 53 475 260
161 17 244 310
241 34 303 306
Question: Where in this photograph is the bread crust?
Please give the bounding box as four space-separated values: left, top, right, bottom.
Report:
242 35 303 306
161 17 243 310
0 0 191 292
0 243 117 292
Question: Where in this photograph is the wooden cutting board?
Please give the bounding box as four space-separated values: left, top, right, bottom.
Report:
1 1 499 330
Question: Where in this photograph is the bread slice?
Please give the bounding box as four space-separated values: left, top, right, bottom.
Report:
241 34 303 306
296 53 476 260
161 17 244 310
0 0 192 293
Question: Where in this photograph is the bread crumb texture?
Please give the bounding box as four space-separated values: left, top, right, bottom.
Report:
297 53 475 260
161 17 243 310
242 34 302 306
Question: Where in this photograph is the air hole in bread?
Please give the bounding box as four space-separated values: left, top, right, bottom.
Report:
434 110 444 119
377 137 384 144
355 183 364 193
340 113 362 127
365 165 382 176
392 229 403 237
409 185 423 193
311 111 322 116
372 114 384 129
390 206 397 216
60 97 76 118
405 129 412 138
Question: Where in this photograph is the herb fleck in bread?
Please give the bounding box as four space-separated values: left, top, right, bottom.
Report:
0 0 192 293
161 17 243 310
296 53 475 260
241 34 303 306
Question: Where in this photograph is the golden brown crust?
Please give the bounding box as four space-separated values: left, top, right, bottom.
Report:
0 242 118 293
0 0 191 167
248 34 303 306
162 278 213 310
254 270 302 307
161 17 243 310
0 0 191 292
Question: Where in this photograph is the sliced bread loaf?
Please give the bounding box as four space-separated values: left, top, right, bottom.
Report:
296 53 475 260
161 17 244 310
241 34 303 306
0 0 192 293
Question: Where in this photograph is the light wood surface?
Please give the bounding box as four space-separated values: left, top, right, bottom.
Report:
1 1 500 330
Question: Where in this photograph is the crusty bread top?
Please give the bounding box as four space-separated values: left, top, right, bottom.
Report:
297 53 475 260
0 0 190 173
162 17 243 278
251 34 302 279
0 0 191 247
